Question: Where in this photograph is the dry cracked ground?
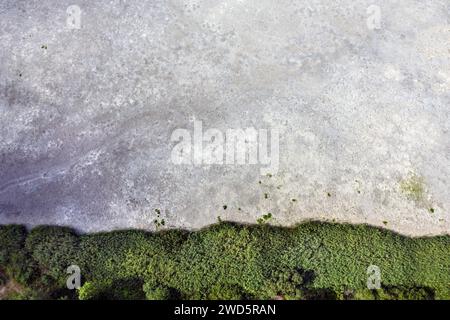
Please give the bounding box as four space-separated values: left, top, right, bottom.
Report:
0 0 449 236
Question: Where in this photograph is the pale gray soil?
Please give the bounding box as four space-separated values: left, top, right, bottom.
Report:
0 0 449 236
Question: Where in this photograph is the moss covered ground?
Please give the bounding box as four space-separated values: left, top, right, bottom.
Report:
0 222 449 300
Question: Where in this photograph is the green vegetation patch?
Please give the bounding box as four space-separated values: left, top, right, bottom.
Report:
0 222 449 300
400 173 426 203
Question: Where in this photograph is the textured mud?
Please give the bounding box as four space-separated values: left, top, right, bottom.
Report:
0 0 449 235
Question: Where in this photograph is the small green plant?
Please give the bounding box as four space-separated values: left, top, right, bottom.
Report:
153 209 165 229
257 213 273 224
153 219 165 228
